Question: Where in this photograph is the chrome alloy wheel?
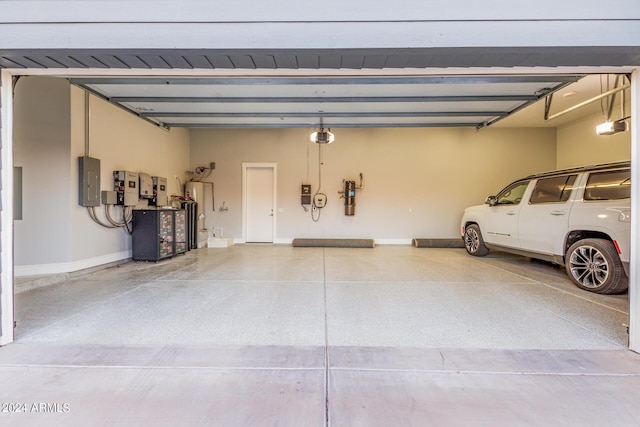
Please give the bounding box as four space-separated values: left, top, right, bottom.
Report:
464 227 480 253
568 245 610 289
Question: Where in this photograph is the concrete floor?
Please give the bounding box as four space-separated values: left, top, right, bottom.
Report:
2 246 640 426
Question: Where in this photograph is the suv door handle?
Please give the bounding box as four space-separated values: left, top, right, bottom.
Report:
506 211 516 216
550 211 566 216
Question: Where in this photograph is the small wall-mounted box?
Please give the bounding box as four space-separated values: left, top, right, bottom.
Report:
301 184 311 205
101 190 117 205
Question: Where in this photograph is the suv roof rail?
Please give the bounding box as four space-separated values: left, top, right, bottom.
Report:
525 161 630 179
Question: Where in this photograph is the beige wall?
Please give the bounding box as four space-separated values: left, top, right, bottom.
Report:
14 77 190 275
557 111 631 168
190 127 557 243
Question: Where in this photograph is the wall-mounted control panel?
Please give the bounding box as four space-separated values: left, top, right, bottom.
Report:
113 170 139 206
151 176 167 206
139 173 153 199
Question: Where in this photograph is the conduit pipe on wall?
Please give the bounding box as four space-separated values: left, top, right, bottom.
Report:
85 90 90 157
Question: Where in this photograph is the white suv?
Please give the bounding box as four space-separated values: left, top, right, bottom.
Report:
461 161 631 294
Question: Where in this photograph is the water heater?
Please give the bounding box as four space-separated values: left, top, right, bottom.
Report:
185 181 208 248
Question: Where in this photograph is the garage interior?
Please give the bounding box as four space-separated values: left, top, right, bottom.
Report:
2 69 638 424
2 4 640 423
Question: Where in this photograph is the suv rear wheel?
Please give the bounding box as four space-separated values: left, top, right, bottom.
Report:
565 238 628 294
463 224 489 256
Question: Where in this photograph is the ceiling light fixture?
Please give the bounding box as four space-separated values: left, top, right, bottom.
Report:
310 129 335 144
310 119 335 144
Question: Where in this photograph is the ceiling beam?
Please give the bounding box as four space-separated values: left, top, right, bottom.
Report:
142 111 508 118
161 122 481 128
114 95 538 103
77 83 169 130
69 75 582 86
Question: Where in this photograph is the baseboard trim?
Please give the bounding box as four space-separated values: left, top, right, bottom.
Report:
375 238 413 245
292 238 376 248
14 251 132 277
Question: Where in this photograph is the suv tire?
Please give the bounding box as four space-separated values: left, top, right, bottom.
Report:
463 224 489 257
565 238 628 294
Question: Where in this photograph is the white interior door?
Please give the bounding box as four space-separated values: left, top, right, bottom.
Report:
245 166 275 243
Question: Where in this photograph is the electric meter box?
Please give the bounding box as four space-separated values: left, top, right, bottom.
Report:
151 176 168 206
139 172 153 199
113 170 139 206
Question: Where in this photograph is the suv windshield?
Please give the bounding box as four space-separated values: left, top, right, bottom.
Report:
495 180 529 205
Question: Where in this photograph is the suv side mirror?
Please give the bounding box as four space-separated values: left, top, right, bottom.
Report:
485 196 497 206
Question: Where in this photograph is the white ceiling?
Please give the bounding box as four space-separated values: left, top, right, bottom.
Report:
64 73 630 130
497 74 631 128
63 73 631 130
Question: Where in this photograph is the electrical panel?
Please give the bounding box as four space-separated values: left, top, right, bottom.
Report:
113 171 139 206
151 176 168 206
139 173 153 199
79 156 101 207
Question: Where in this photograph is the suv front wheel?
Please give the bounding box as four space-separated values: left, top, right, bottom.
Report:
463 224 489 256
565 238 628 294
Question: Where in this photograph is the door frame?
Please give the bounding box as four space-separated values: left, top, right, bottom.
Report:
242 163 277 244
1 70 15 345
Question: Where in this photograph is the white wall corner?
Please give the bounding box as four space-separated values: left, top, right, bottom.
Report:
1 69 15 345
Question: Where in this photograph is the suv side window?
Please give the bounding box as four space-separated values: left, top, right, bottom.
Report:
529 175 577 204
584 170 631 201
495 180 530 205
